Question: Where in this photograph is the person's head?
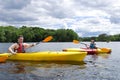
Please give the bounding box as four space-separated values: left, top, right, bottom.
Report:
18 35 24 43
91 40 95 43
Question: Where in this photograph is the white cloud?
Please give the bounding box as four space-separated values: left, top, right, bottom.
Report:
0 0 120 37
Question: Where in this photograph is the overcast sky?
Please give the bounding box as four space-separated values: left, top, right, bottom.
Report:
0 0 120 37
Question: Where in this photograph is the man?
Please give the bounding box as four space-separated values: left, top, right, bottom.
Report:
8 35 36 54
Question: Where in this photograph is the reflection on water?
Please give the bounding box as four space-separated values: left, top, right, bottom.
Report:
13 63 25 73
98 54 110 59
0 61 86 80
0 61 87 73
83 53 111 71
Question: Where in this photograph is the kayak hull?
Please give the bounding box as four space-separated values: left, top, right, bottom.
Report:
63 48 111 55
96 48 111 53
0 51 87 62
63 48 97 55
81 48 97 55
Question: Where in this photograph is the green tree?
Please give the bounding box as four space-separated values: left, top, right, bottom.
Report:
0 27 6 42
54 29 79 42
98 33 108 41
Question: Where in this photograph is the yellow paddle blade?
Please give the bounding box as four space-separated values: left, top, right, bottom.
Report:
73 40 80 44
42 36 53 42
0 56 8 62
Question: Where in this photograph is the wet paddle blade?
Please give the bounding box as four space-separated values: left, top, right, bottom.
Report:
42 36 53 42
73 40 80 44
0 56 8 62
73 40 88 47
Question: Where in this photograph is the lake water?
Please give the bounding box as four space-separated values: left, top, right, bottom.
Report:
0 42 120 80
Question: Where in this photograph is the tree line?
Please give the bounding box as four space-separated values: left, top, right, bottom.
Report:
0 26 79 42
0 26 120 42
81 33 120 42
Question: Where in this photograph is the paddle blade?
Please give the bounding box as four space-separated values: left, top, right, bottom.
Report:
0 56 8 62
42 36 53 42
73 40 80 44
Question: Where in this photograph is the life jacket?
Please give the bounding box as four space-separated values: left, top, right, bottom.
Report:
90 43 96 49
14 43 25 53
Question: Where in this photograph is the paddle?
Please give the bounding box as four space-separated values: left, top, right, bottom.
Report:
0 36 53 62
36 36 53 45
73 40 110 52
73 40 88 47
0 56 8 63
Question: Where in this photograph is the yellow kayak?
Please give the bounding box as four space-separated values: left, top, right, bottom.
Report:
63 48 111 55
0 51 87 62
97 48 111 53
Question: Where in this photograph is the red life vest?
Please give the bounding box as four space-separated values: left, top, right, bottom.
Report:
14 43 25 53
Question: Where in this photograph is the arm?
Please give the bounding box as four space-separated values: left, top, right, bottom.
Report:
85 44 89 49
8 43 17 54
23 43 37 48
94 43 97 49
